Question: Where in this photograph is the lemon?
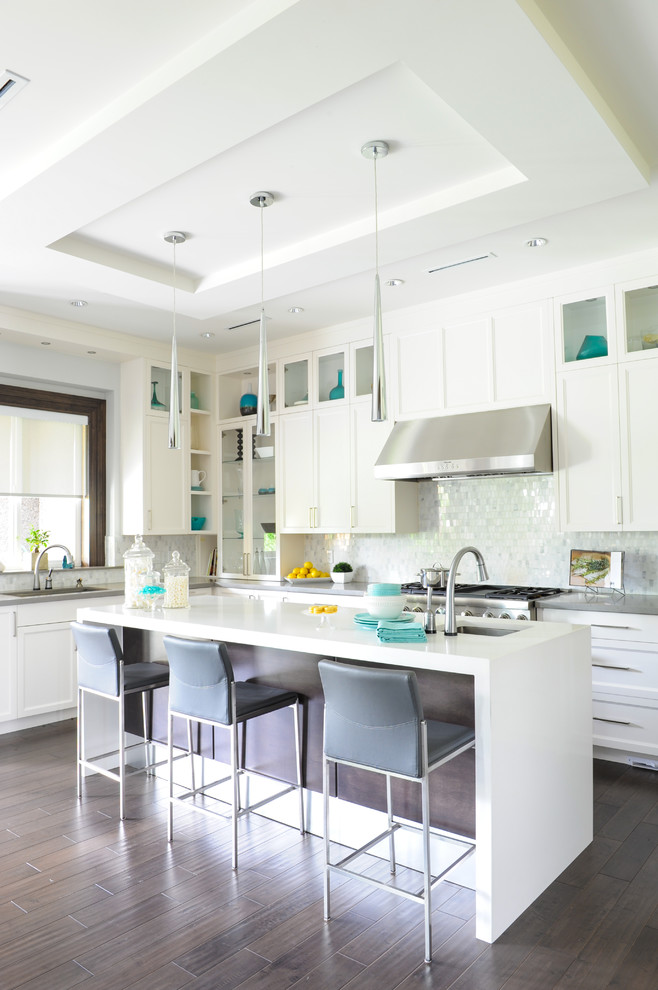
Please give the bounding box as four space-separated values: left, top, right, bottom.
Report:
303 561 313 570
292 567 301 574
324 605 338 613
310 569 320 578
298 568 308 577
287 573 297 579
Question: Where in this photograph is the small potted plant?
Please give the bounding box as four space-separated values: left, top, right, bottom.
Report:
24 527 50 570
331 561 354 584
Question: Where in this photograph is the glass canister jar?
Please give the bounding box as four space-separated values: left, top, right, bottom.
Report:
163 550 190 608
123 535 155 608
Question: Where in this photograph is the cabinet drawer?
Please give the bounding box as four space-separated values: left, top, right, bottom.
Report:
540 608 658 643
591 644 658 700
592 696 658 755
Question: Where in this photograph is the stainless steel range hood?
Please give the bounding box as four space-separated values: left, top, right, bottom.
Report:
374 404 552 480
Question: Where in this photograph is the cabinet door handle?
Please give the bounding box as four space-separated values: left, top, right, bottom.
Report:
593 716 631 726
592 663 633 671
591 624 631 630
314 506 318 528
12 611 17 638
350 505 356 528
243 554 249 576
309 507 313 529
147 509 152 531
616 496 623 525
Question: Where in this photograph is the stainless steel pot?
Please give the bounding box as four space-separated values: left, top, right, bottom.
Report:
418 564 449 589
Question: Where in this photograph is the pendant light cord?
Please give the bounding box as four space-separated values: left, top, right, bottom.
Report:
172 236 178 343
260 200 265 314
373 154 380 276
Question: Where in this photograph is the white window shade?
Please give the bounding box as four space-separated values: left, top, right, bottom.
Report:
0 406 86 497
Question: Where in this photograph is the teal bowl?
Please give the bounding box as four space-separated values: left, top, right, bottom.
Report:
191 516 206 531
367 583 402 596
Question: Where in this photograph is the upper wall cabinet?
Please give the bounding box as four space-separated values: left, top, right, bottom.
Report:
555 290 614 370
217 363 276 421
616 279 658 361
395 300 552 420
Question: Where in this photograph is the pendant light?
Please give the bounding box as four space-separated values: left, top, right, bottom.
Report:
164 230 186 449
361 140 389 422
250 191 273 436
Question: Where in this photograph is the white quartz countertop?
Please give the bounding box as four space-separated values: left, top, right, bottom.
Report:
78 593 586 676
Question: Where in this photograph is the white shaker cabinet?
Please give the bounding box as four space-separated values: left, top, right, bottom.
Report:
556 356 658 531
17 620 76 717
0 609 17 722
349 404 418 533
618 360 658 530
395 300 552 420
556 365 622 531
539 608 658 764
278 405 351 533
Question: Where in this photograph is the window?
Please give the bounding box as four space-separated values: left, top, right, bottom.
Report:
0 384 105 568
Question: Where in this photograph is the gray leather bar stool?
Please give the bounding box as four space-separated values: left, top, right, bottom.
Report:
71 621 171 820
163 635 304 870
318 659 476 964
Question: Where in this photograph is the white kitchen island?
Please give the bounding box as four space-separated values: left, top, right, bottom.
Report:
77 595 592 945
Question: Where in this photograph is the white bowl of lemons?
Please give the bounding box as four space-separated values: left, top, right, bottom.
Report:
285 561 331 583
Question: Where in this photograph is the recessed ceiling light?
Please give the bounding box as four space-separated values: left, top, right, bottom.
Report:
70 299 88 308
0 70 29 110
525 237 548 248
385 278 404 287
288 306 304 314
87 350 97 355
200 332 215 339
40 341 51 346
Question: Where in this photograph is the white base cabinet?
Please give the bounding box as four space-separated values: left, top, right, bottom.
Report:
0 609 17 723
539 607 658 763
0 596 120 734
17 620 75 716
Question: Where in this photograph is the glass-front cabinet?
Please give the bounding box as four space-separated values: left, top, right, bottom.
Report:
148 364 183 413
557 292 613 367
220 422 277 577
618 281 658 357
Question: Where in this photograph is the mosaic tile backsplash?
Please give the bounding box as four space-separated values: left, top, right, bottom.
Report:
304 476 658 595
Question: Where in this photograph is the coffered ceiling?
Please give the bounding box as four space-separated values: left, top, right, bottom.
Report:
1 0 657 358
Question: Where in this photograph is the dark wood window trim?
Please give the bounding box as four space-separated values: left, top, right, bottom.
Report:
0 383 106 566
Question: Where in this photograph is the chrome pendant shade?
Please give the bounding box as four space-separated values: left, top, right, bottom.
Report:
361 140 389 423
164 230 185 449
250 191 274 437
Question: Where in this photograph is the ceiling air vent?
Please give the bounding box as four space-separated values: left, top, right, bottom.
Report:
426 253 494 275
0 70 30 109
226 316 270 332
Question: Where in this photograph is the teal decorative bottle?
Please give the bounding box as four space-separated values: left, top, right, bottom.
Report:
240 383 257 416
329 369 344 400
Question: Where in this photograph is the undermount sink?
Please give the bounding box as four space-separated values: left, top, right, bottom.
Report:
10 586 108 597
456 624 520 637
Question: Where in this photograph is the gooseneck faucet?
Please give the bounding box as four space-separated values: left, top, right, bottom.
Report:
33 545 75 590
444 546 488 636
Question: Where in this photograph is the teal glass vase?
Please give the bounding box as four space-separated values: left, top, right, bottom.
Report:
329 369 345 400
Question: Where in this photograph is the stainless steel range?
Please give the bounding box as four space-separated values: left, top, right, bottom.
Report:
400 583 565 621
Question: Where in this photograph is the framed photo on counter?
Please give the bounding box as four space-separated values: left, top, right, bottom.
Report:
569 549 624 590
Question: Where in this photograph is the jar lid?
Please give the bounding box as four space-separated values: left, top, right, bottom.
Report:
164 550 190 575
123 535 154 560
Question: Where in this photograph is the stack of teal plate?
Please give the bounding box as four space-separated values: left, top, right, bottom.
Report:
353 612 413 627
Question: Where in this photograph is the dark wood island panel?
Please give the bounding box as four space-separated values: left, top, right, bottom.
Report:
122 627 475 837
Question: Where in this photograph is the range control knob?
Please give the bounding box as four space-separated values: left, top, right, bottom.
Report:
517 613 529 620
483 610 496 619
460 609 473 616
435 606 445 615
412 605 424 613
402 605 410 612
499 612 512 620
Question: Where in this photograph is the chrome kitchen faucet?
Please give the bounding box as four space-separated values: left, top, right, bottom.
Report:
33 544 75 591
444 546 488 636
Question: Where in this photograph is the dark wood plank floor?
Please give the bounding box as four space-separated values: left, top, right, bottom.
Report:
1 720 658 989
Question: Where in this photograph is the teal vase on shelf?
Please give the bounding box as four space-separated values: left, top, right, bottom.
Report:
329 369 345 400
576 335 608 360
240 383 257 416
